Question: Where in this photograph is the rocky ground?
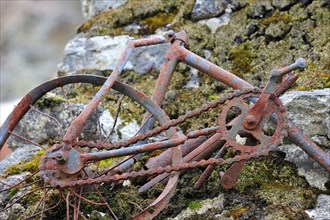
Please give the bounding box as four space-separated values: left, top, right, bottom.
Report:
1 0 329 219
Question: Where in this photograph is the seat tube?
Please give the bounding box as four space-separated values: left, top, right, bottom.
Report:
152 58 179 106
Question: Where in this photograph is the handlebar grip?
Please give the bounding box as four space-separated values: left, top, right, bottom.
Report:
271 58 306 78
294 58 307 70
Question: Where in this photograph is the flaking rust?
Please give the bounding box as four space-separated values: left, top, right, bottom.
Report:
1 30 329 220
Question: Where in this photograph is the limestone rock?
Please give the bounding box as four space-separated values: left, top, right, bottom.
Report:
197 3 233 33
306 194 330 220
249 1 274 18
0 173 30 207
57 34 132 75
279 88 330 190
265 20 292 40
129 43 170 74
0 145 40 173
272 0 298 11
279 144 329 191
80 0 127 19
57 34 169 75
4 96 139 167
191 0 226 21
0 203 25 220
169 194 225 220
281 88 330 146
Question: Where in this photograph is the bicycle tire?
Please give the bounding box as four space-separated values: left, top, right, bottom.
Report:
0 74 179 219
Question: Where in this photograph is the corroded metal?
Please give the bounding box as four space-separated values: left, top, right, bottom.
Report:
1 30 329 220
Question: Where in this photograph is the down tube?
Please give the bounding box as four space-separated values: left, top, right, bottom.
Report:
180 47 330 172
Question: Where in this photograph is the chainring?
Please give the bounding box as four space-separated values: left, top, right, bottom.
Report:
218 91 288 156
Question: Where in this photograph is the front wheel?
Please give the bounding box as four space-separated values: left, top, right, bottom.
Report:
0 74 180 219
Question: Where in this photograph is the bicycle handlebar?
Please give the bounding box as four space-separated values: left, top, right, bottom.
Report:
271 58 306 79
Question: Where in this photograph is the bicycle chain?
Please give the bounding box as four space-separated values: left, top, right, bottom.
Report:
50 88 288 188
76 88 261 150
54 144 277 188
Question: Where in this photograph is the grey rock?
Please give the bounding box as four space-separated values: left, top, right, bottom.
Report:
311 135 330 148
129 43 170 74
324 117 330 139
57 34 132 75
305 194 330 220
230 0 248 11
279 88 330 190
0 173 30 220
0 173 30 206
191 0 227 21
279 144 329 190
10 203 25 217
7 100 102 150
0 145 40 173
272 0 298 11
281 88 330 146
249 1 274 18
245 24 259 37
168 194 225 220
7 96 139 151
57 34 169 75
80 0 127 19
198 3 233 34
124 23 142 34
265 21 292 39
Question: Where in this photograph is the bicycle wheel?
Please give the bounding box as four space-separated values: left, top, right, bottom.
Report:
0 75 180 219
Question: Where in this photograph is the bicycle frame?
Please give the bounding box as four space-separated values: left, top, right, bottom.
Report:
61 30 329 173
1 30 329 220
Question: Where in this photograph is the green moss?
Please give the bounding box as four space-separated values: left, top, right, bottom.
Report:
78 0 185 37
229 42 256 77
294 64 330 90
188 201 202 210
7 188 19 200
224 207 248 219
140 11 177 34
4 149 45 176
99 159 114 169
35 94 66 109
259 12 292 26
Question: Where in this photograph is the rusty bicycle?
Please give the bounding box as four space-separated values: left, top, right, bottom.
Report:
0 30 329 219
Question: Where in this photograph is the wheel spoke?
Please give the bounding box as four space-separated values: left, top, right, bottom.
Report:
0 170 40 193
61 86 74 123
24 195 62 220
0 187 42 212
93 184 118 220
29 105 64 137
103 95 125 143
8 131 46 150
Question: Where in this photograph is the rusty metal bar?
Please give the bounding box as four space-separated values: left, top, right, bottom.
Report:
131 36 167 47
288 120 330 172
62 35 169 145
274 73 299 97
178 48 330 173
145 136 207 170
85 136 187 162
178 47 252 90
139 133 225 192
63 45 135 144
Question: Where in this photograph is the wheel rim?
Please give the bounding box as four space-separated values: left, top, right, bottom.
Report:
0 75 180 219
